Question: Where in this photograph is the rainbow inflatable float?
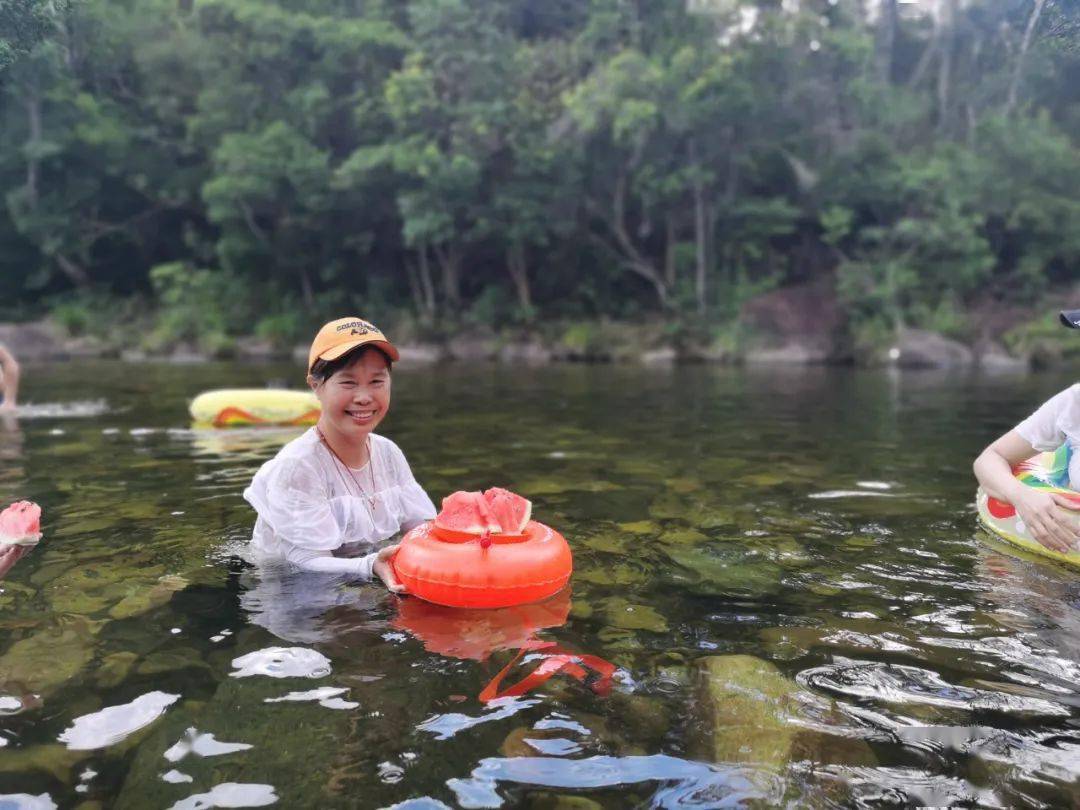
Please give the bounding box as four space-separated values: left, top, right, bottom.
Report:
976 444 1080 570
189 389 320 427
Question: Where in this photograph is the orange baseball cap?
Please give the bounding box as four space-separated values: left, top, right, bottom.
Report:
307 317 400 372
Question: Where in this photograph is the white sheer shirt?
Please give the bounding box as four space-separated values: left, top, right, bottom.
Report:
1015 383 1080 486
243 429 436 579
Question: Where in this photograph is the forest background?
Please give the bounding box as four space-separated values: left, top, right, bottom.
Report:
1 0 1078 364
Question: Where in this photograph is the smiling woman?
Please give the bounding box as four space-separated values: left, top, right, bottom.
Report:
242 317 435 592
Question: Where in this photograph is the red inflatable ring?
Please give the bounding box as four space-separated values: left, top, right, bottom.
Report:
392 520 572 609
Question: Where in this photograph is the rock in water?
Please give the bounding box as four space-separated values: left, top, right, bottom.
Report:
692 654 805 770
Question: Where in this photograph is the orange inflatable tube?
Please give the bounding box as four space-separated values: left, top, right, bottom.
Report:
392 520 572 609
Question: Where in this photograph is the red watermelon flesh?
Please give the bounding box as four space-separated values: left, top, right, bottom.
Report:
431 488 533 541
483 488 532 534
433 491 500 540
0 501 42 546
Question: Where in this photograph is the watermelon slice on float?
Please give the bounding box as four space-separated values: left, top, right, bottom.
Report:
432 489 533 542
484 487 532 534
0 501 42 547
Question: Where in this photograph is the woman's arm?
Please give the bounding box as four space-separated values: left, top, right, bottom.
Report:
974 430 1080 553
0 344 19 410
283 542 404 592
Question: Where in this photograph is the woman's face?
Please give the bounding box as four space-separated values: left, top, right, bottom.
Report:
310 349 392 445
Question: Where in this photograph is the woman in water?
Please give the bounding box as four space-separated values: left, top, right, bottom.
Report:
244 317 436 592
973 310 1080 555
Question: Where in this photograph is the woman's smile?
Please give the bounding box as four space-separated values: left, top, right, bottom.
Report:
345 406 378 423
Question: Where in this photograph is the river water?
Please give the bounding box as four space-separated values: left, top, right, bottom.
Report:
1 360 1079 808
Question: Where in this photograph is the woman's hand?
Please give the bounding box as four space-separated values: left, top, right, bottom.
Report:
372 543 405 594
1012 488 1080 554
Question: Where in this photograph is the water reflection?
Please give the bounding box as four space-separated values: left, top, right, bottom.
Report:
58 691 180 750
169 782 277 810
13 400 109 420
239 565 383 645
447 753 777 808
229 646 331 680
0 794 58 810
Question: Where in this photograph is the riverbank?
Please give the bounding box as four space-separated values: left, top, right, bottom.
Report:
0 314 1052 372
4 280 1077 371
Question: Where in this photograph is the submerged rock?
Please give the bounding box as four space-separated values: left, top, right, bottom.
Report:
0 743 86 782
575 561 647 587
692 654 877 772
664 546 783 597
0 615 101 693
596 598 669 633
692 655 807 768
95 651 140 689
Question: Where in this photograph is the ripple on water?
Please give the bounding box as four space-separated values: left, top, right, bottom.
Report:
798 661 1071 717
16 400 109 419
263 686 358 709
447 754 781 808
58 691 180 750
815 765 1004 809
229 647 331 679
417 696 541 740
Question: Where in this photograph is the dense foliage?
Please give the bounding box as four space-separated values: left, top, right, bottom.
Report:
1 0 1078 350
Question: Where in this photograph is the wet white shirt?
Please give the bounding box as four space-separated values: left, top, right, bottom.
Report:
1015 383 1080 485
243 429 436 579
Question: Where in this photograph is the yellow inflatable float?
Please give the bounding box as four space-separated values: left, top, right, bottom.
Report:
976 444 1080 570
189 389 320 427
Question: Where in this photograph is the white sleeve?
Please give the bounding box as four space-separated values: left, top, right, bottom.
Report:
283 546 377 579
1016 386 1075 451
254 457 345 552
386 440 437 532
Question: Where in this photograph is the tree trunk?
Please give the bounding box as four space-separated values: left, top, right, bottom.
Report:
405 256 426 322
664 211 677 289
54 252 91 287
936 0 956 132
691 141 708 315
25 91 42 207
1006 0 1047 116
907 3 941 89
875 0 898 84
506 242 533 316
299 267 315 310
417 244 436 317
433 243 461 307
586 150 669 310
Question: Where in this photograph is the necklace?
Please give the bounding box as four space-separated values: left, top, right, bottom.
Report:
316 427 378 511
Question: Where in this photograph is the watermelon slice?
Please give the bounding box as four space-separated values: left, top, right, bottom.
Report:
431 488 532 542
483 487 532 534
0 501 42 547
432 491 499 541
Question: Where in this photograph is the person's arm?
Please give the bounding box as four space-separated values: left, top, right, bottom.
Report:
974 430 1080 553
0 344 19 411
282 542 403 591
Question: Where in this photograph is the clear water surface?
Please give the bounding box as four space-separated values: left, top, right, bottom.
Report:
1 360 1079 808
